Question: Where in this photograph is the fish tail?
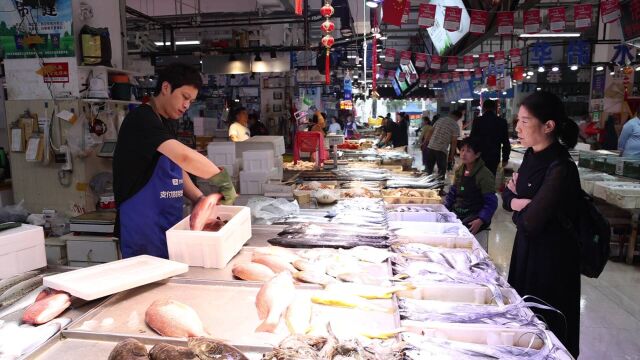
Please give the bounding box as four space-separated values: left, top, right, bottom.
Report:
255 319 279 333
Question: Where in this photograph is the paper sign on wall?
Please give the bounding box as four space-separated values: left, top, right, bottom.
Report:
494 51 506 65
548 7 566 32
444 6 463 32
469 10 488 34
600 0 621 24
479 53 490 68
574 4 593 29
415 53 428 68
400 51 412 65
463 55 474 69
418 3 436 28
523 9 541 34
431 55 441 70
496 11 515 36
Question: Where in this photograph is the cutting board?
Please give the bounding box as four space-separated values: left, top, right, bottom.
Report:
43 255 188 300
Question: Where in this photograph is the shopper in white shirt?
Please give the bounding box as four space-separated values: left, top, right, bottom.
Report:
228 107 251 142
327 116 342 134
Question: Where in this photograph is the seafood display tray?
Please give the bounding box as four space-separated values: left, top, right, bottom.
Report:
27 334 265 360
62 279 400 350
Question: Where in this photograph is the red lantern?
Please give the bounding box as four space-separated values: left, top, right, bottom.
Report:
321 20 335 32
321 35 335 48
487 75 497 87
513 66 524 81
320 3 334 17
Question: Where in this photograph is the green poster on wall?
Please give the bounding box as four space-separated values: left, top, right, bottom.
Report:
0 0 74 59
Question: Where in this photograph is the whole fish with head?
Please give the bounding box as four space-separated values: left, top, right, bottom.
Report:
255 271 296 333
232 263 275 282
22 289 71 325
292 259 327 273
293 271 335 286
0 271 41 296
269 236 391 249
0 285 44 319
145 299 208 338
149 343 197 360
297 248 338 261
187 337 248 360
285 295 312 335
108 338 149 360
252 253 297 274
311 291 394 313
0 275 44 308
345 246 395 263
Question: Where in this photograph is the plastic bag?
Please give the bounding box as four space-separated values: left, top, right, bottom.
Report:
0 200 30 223
247 197 299 225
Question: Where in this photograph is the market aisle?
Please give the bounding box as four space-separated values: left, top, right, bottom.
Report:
488 204 640 359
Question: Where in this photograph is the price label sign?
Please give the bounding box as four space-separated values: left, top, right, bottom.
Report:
444 6 462 32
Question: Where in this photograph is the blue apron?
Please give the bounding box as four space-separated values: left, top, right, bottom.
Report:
119 155 183 258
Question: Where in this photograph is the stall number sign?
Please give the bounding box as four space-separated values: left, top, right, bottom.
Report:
40 62 69 83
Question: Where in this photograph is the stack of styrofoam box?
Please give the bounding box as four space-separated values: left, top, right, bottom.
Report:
206 141 240 192
239 150 277 194
239 136 286 181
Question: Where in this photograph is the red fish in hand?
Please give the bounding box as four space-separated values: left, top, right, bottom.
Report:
190 193 223 231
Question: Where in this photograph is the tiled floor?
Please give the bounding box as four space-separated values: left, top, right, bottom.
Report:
408 142 640 358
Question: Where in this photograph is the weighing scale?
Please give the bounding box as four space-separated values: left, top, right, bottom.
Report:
69 211 116 234
97 140 117 158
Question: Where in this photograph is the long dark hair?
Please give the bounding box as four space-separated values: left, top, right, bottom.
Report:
519 91 579 148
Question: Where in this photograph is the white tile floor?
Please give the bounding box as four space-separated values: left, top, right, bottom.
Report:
408 142 640 358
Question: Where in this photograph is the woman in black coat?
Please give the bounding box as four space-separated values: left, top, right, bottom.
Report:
502 91 581 358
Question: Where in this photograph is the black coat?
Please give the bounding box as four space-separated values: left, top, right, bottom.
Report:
470 111 511 174
502 141 581 358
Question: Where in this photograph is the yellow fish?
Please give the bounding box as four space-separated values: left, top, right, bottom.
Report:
311 291 394 313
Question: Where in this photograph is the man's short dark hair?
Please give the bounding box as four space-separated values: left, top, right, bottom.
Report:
460 137 482 154
229 106 247 123
153 63 203 96
482 99 497 112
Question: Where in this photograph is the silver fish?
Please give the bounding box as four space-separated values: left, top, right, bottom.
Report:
0 271 40 296
0 275 44 308
0 285 45 319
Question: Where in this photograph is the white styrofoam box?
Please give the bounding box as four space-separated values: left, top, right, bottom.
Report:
244 136 286 155
580 173 617 194
390 222 475 248
166 206 252 268
43 255 188 300
242 150 275 172
605 186 640 209
239 169 275 194
0 224 46 279
270 166 283 181
385 204 449 212
396 282 520 305
387 211 461 223
593 181 633 199
207 142 236 165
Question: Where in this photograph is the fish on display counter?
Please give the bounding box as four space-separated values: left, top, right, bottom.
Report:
145 299 208 338
22 288 71 325
285 295 313 335
108 338 149 360
0 271 42 296
108 337 249 360
0 274 44 308
231 263 275 282
255 271 296 333
149 343 197 360
187 337 248 360
251 253 297 274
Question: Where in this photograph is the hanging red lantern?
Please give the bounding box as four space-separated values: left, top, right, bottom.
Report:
321 19 335 32
320 3 334 17
321 34 335 48
487 75 497 87
513 66 524 81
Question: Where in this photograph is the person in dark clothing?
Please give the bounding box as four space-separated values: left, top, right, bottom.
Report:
502 91 581 358
378 116 398 147
248 113 269 136
394 112 409 148
444 137 498 251
470 99 511 175
602 115 619 150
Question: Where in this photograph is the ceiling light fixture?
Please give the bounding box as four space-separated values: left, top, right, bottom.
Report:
538 66 545 73
595 65 604 71
570 65 578 71
536 87 541 91
527 71 534 76
551 65 559 72
154 40 200 46
519 32 580 38
366 0 379 8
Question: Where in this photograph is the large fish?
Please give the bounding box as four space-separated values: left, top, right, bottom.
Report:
145 299 208 338
269 236 391 249
187 337 248 360
252 253 297 274
22 289 71 325
293 271 336 286
149 343 197 360
108 338 149 360
253 246 300 263
0 275 44 308
189 195 220 231
285 295 312 335
255 271 296 333
232 263 275 282
0 285 44 319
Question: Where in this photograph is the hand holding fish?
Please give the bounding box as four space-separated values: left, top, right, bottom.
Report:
190 193 223 231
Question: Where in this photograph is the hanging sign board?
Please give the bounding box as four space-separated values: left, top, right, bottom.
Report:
401 0 411 24
510 48 522 65
496 11 515 36
574 4 593 30
600 0 621 24
415 53 428 68
523 9 541 34
493 51 506 66
463 55 474 69
447 56 458 69
479 53 490 68
385 48 396 63
418 4 437 28
400 51 412 65
431 55 442 70
548 7 566 32
469 10 488 34
444 6 463 32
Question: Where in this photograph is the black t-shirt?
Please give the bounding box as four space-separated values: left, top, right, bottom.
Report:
113 104 177 207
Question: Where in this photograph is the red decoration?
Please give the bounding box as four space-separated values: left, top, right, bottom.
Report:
523 9 541 34
385 48 397 62
415 53 428 68
469 10 488 34
321 20 335 32
321 34 334 48
487 75 497 87
401 0 411 24
513 66 525 81
420 73 429 85
510 48 522 65
494 51 505 65
479 53 490 68
496 12 515 36
295 0 303 15
444 7 463 32
320 3 334 17
400 51 412 65
600 0 621 24
431 55 442 70
463 55 474 69
574 4 593 29
447 56 458 69
418 4 437 29
382 0 408 26
475 68 483 78
463 71 471 80
548 7 566 32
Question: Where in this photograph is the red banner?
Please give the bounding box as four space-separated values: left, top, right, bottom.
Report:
420 73 429 85
400 51 412 65
463 71 471 80
415 53 428 68
475 68 483 78
398 72 407 81
387 70 396 79
385 48 396 63
496 11 514 36
431 73 439 82
42 62 70 83
548 7 566 32
479 53 490 68
431 55 441 70
523 9 541 34
452 72 460 82
463 55 474 69
418 3 436 28
401 0 411 24
441 73 449 83
382 0 408 26
469 10 488 34
409 73 418 83
444 6 463 32
574 4 593 30
494 51 506 65
447 56 458 69
510 48 522 65
600 0 621 24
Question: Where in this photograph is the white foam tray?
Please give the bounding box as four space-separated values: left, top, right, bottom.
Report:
0 224 46 279
43 255 188 300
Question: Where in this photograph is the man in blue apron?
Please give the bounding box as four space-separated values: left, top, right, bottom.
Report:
113 63 237 259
